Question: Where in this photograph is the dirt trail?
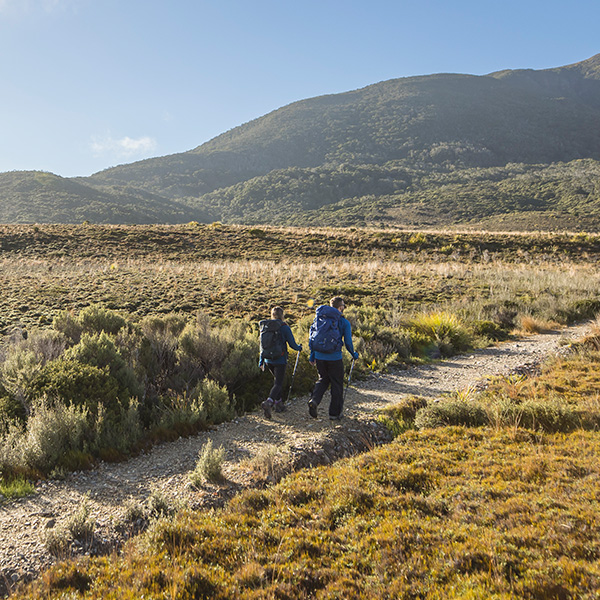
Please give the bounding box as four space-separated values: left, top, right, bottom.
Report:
0 322 590 596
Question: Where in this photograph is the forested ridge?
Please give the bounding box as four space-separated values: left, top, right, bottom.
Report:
1 54 600 229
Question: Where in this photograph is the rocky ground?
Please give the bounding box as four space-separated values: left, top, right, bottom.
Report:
0 322 590 597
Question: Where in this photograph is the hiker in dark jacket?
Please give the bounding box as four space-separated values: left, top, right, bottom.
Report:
259 306 302 419
308 296 358 420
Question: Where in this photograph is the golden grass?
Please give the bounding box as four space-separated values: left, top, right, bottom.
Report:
13 350 600 600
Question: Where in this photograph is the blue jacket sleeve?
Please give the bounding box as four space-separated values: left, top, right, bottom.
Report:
282 324 302 352
341 318 358 358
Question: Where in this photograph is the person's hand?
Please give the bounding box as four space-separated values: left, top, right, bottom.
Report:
309 360 316 367
260 364 265 371
353 352 359 360
298 344 303 351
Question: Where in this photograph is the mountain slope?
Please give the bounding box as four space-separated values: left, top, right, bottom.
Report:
0 54 600 227
88 57 600 198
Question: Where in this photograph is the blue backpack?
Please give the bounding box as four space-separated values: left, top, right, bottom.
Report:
309 305 343 353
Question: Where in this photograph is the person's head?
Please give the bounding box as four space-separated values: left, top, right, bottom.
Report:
271 306 284 320
330 297 346 313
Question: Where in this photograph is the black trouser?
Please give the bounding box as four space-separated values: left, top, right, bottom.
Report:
311 359 344 417
267 363 286 401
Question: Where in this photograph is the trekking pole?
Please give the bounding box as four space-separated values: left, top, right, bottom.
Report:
344 358 355 402
286 350 301 403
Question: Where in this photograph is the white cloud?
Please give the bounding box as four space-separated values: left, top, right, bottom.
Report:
91 134 158 160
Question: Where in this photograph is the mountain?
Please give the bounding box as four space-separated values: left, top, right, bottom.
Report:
1 54 600 228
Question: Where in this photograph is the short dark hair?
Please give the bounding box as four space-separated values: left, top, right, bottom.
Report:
330 297 345 309
271 306 284 320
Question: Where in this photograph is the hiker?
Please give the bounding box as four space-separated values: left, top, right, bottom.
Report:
258 306 302 419
308 296 359 420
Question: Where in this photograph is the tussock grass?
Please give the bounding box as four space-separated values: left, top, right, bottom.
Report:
241 444 293 484
15 349 600 600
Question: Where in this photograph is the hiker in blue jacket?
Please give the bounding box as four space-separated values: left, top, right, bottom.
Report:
308 296 358 420
259 306 302 419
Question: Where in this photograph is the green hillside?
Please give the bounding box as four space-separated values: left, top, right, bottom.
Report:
0 54 599 227
0 171 201 224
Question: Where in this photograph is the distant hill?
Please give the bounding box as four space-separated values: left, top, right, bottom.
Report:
0 171 203 224
1 54 600 229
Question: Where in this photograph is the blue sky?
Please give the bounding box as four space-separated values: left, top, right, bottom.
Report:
0 0 598 177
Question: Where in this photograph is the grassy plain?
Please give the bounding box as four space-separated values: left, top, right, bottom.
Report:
3 223 600 598
1 223 600 332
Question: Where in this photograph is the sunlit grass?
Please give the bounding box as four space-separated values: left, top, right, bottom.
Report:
0 476 35 501
13 348 600 599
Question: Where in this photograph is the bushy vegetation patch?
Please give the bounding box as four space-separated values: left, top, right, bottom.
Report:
1 226 599 486
0 307 266 481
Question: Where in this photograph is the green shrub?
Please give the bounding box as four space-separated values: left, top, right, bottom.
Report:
52 310 83 343
156 392 207 432
139 313 188 394
494 397 583 433
193 378 234 425
377 396 429 436
190 439 226 485
64 332 142 402
176 315 229 391
77 304 129 336
0 397 91 476
0 391 26 426
215 330 260 397
1 348 42 411
29 359 120 418
0 476 35 500
408 311 473 357
94 400 142 456
415 398 488 429
146 490 176 518
471 319 510 341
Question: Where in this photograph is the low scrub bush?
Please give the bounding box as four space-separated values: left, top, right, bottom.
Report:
192 377 234 425
415 397 488 429
190 439 226 485
0 476 35 500
1 348 42 414
242 444 293 484
377 396 429 436
519 315 558 334
29 359 120 418
53 304 129 344
408 311 473 357
470 319 510 341
156 392 207 433
77 304 128 337
64 332 141 402
8 398 90 475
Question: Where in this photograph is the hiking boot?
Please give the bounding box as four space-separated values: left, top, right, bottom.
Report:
329 414 342 421
273 400 286 413
262 398 274 419
308 399 318 419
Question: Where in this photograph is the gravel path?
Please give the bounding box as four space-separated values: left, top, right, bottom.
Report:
0 322 590 596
